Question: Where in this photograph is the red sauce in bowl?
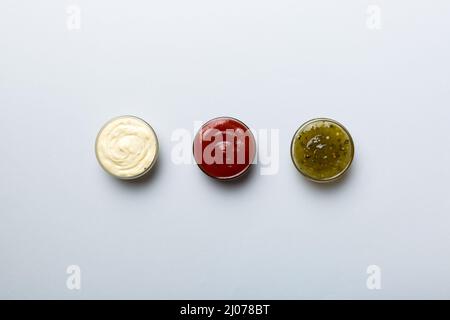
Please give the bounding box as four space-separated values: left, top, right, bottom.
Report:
193 117 256 180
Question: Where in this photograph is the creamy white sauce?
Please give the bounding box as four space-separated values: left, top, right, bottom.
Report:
96 116 158 179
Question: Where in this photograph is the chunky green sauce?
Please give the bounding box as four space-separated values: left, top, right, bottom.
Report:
291 119 354 182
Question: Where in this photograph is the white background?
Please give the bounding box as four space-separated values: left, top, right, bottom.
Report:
1 0 450 299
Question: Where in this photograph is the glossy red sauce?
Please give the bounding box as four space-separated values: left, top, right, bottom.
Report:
193 117 256 180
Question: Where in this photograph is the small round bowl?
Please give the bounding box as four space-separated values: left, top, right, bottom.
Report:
291 118 354 183
95 115 159 180
193 116 256 181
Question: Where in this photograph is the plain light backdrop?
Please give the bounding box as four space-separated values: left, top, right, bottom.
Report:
1 0 450 299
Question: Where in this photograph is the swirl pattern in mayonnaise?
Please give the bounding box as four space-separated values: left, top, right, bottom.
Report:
95 116 158 179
